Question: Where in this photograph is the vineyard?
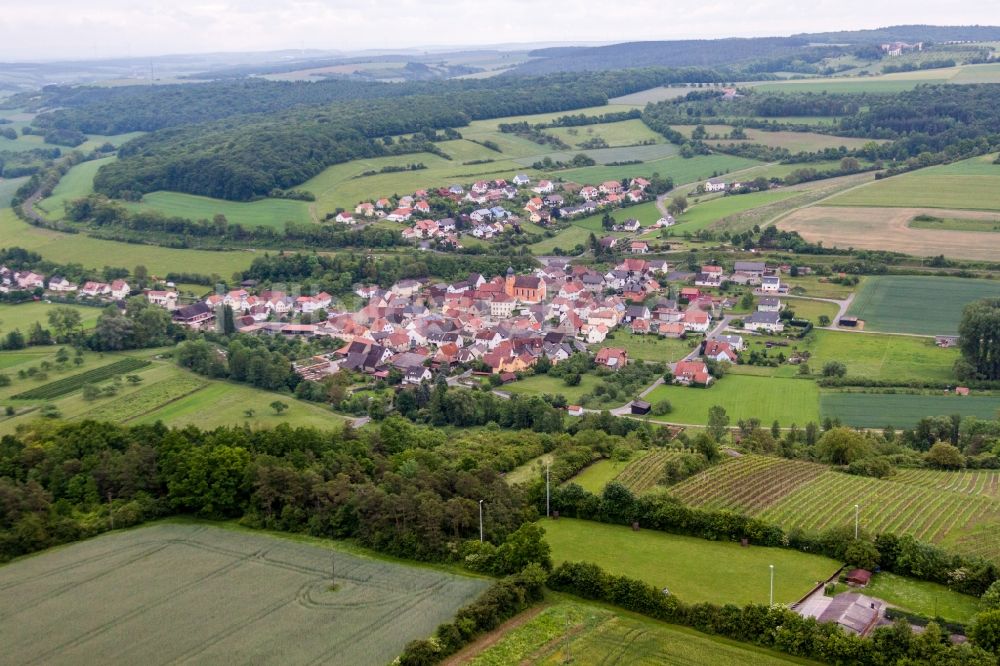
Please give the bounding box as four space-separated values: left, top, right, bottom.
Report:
615 449 686 494
80 375 207 423
11 357 151 400
669 456 1000 563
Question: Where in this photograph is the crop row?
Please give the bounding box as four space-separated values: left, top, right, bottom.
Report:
893 468 999 498
81 375 207 423
12 358 152 400
615 450 683 494
670 455 823 511
669 456 779 503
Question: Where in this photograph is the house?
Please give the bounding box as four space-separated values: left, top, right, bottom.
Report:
757 297 782 312
386 208 413 222
955 386 971 396
704 178 726 193
16 271 46 289
620 218 641 233
489 294 516 318
734 261 766 277
630 241 649 254
472 180 490 194
108 280 131 299
567 405 584 417
679 287 700 301
674 360 712 386
335 212 355 225
145 290 178 310
761 276 782 293
580 186 599 200
694 272 722 288
683 309 711 333
600 180 623 195
448 184 464 195
595 347 628 370
47 276 77 292
703 339 738 363
355 202 375 216
715 334 745 351
627 189 644 203
173 302 214 328
513 174 531 186
744 311 784 333
630 400 651 415
630 177 651 190
599 236 618 251
375 198 392 209
806 593 884 637
532 180 554 194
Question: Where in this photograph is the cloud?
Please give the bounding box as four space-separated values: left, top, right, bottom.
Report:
0 0 999 61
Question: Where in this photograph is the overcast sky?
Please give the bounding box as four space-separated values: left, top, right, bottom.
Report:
2 0 1000 61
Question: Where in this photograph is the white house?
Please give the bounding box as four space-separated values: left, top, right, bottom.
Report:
761 276 782 293
532 180 554 194
513 174 531 186
47 277 77 292
744 311 784 333
758 297 782 312
146 290 178 310
704 178 726 193
335 212 356 225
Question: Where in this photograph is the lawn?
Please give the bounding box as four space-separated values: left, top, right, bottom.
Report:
0 207 256 277
823 155 1000 211
675 190 799 233
597 329 693 363
807 329 959 383
820 392 1000 429
33 156 115 220
864 573 983 625
0 523 487 665
528 224 594 255
846 275 998 336
0 302 101 337
783 275 859 300
468 599 812 665
126 191 313 229
541 518 840 606
781 298 839 324
644 375 820 426
503 372 603 403
565 457 635 494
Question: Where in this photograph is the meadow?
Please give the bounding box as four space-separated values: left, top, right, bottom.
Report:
909 216 1000 233
502 372 603 404
750 62 1000 93
559 153 761 188
644 375 820 426
781 298 839 324
819 392 1000 429
34 157 116 220
806 329 959 383
596 329 693 363
0 523 488 665
0 207 256 277
565 456 637 494
778 206 1000 261
543 118 664 148
863 573 983 625
845 275 999 335
669 455 1000 563
467 600 810 665
674 190 799 232
541 518 840 606
126 191 314 229
671 125 876 152
0 302 101 337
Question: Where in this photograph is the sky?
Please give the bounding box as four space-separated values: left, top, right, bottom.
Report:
1 0 1000 61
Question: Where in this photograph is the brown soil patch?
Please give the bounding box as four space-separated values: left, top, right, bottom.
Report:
777 206 1000 260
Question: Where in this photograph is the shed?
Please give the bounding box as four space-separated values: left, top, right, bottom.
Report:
631 400 651 415
845 569 872 586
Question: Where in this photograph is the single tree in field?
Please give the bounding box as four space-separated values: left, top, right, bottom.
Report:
270 400 288 415
707 405 729 442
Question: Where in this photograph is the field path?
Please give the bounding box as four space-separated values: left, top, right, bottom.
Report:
440 604 547 665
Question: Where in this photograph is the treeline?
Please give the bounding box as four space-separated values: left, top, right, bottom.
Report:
0 147 61 178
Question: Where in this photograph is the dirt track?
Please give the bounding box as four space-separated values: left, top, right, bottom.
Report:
777 206 1000 261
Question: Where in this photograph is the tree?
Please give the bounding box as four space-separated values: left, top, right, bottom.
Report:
707 406 729 441
840 157 861 171
925 442 964 469
822 361 847 377
982 581 1000 611
82 384 101 401
270 400 288 415
740 292 754 310
816 427 871 465
959 299 1000 379
971 609 1000 654
3 329 26 350
222 304 236 335
667 195 688 217
652 400 672 416
47 307 83 341
27 322 52 346
818 315 831 327
844 539 880 570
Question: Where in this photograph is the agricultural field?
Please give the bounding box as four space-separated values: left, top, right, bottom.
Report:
909 215 1000 233
807 329 959 383
126 191 314 229
819 392 1000 429
80 374 207 422
671 125 876 153
822 154 1000 211
543 119 665 148
11 357 150 399
597 329 693 363
0 207 256 277
778 206 1000 261
542 518 840 606
644 376 820 426
669 455 1000 563
750 62 1000 93
674 190 799 233
466 600 810 665
0 523 488 665
0 302 101 337
33 156 116 220
560 153 762 189
609 85 699 104
892 468 999 499
513 142 680 167
845 275 998 336
615 449 686 494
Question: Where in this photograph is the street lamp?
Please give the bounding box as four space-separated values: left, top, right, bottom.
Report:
546 462 551 517
479 499 485 542
854 504 860 540
769 564 775 606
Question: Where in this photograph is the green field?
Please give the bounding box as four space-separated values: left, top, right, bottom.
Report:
504 452 555 485
846 275 998 336
0 175 28 206
824 154 1000 211
597 329 693 363
34 157 115 220
544 119 665 148
513 142 679 167
503 372 603 403
0 207 255 277
0 523 487 665
750 63 1000 93
542 519 840 606
820 392 1000 429
644 375 820 426
672 125 876 153
566 457 636 494
0 302 101 337
560 153 762 188
909 216 1000 232
864 573 983 625
675 190 799 232
807 329 959 383
127 191 314 229
468 600 811 665
670 455 1000 563
781 298 839 324
614 449 686 494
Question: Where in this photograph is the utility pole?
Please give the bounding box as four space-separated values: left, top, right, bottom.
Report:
545 462 551 517
854 504 860 540
769 564 774 606
479 499 484 542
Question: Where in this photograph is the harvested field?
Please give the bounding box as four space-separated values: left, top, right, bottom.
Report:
0 523 488 665
777 206 1000 260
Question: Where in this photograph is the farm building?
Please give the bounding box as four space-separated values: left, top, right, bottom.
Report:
631 400 651 415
